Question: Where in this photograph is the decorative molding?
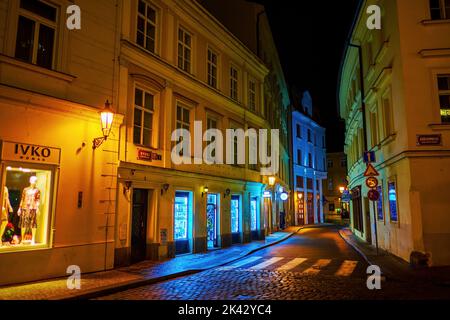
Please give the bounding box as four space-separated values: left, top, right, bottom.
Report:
419 48 450 58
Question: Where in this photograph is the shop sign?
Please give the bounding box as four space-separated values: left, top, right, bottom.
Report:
137 149 162 162
263 191 272 198
0 141 61 165
416 134 441 146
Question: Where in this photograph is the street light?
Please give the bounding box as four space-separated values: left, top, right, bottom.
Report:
268 176 276 186
339 186 345 194
93 100 115 149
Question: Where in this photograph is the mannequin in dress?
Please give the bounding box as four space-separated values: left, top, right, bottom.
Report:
18 176 41 245
1 186 13 246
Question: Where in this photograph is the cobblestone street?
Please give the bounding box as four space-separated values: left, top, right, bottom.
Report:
97 226 450 300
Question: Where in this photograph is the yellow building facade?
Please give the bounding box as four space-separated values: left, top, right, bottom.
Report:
0 0 122 285
340 0 450 265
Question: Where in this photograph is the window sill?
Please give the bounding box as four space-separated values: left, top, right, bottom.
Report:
429 123 450 130
421 19 450 25
0 54 75 83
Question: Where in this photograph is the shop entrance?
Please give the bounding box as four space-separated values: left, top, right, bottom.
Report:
174 191 192 255
207 193 219 249
307 193 314 224
131 189 148 264
297 194 305 225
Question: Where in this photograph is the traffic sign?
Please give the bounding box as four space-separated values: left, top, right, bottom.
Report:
366 176 378 189
363 151 376 163
364 163 379 177
368 189 380 201
342 190 351 203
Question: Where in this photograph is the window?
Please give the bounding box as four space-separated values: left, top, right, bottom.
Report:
340 157 347 167
296 176 304 188
308 153 312 168
306 178 313 190
231 195 240 233
133 87 154 147
15 0 57 69
176 103 190 156
382 94 394 138
307 129 312 142
250 197 258 231
327 160 333 168
178 28 191 73
1 166 53 252
296 124 302 138
370 111 379 147
248 79 256 111
328 178 333 191
322 136 326 148
207 48 218 88
137 0 157 53
376 185 384 220
430 0 450 20
388 181 398 222
230 66 238 101
206 117 217 160
297 149 302 165
438 75 450 123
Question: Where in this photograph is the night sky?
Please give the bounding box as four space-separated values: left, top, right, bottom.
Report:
262 0 360 152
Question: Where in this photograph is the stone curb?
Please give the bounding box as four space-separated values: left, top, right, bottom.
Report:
338 228 374 267
60 226 304 300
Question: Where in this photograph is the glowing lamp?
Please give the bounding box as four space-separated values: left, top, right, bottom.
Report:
93 100 115 149
339 186 345 193
268 176 276 186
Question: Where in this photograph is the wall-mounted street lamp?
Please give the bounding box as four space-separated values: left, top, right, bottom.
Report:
339 186 346 194
268 176 276 186
202 186 209 198
161 183 170 195
93 100 115 149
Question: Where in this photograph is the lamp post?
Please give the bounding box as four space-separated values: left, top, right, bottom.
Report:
93 100 115 149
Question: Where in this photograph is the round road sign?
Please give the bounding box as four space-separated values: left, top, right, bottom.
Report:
366 177 379 189
368 189 380 201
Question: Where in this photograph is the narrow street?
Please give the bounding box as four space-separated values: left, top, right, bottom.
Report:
97 226 450 300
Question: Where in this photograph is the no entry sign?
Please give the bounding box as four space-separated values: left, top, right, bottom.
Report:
368 189 380 201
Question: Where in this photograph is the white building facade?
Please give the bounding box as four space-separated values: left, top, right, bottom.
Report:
292 92 327 225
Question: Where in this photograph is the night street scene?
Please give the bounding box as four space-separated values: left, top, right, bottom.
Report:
0 0 450 315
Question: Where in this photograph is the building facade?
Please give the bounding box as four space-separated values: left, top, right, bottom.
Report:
198 0 293 232
339 0 450 265
0 0 289 286
0 0 122 286
322 152 348 224
292 92 327 225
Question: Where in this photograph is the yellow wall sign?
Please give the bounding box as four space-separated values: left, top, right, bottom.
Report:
0 141 61 165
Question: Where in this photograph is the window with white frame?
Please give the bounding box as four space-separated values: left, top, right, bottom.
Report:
176 103 190 156
381 91 394 138
206 116 217 159
248 79 256 111
133 87 154 147
230 66 238 101
137 0 157 53
178 28 192 73
438 75 450 123
207 48 218 88
15 0 58 70
430 0 450 20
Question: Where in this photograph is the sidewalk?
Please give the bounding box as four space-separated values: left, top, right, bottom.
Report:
0 226 302 300
339 227 450 286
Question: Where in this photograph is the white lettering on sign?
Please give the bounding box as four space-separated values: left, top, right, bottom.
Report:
1 141 61 165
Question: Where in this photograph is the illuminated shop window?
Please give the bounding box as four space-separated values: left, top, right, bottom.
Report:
231 195 240 233
1 166 52 251
388 181 398 222
438 75 450 123
250 197 258 231
174 192 189 240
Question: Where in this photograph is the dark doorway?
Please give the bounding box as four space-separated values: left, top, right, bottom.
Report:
131 189 148 264
307 193 314 224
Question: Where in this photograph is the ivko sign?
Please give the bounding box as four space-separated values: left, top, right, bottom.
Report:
0 141 61 165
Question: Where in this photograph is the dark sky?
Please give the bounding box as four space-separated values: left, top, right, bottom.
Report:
262 0 360 152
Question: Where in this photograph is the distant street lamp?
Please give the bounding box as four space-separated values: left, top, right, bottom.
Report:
268 176 276 186
339 186 345 194
93 100 115 149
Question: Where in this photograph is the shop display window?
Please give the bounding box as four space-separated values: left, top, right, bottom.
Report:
1 166 52 251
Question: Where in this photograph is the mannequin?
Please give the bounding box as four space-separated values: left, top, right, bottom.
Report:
1 186 13 246
18 176 41 245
